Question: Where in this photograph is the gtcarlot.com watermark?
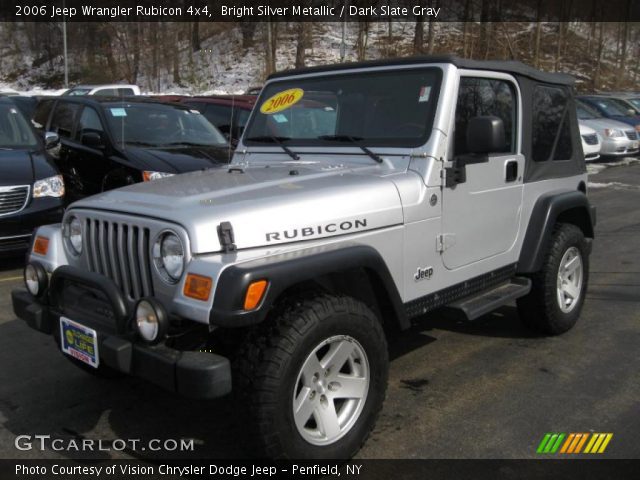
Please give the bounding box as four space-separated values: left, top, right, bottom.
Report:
15 434 195 452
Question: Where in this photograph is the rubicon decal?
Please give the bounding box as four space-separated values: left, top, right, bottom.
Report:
266 219 368 242
536 433 613 454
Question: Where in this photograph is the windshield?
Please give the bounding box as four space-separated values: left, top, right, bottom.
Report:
0 103 38 149
589 97 635 116
64 88 92 96
627 97 640 110
244 68 441 148
104 103 228 147
576 103 601 120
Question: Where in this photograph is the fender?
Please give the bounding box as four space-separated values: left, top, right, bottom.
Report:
518 190 596 274
209 245 407 329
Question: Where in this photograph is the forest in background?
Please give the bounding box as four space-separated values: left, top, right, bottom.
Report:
0 19 639 93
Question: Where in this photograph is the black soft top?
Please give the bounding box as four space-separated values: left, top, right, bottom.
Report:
268 55 574 86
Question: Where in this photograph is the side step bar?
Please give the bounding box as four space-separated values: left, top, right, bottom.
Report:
445 277 532 321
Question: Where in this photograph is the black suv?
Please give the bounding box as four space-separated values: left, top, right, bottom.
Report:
32 97 232 202
0 97 64 256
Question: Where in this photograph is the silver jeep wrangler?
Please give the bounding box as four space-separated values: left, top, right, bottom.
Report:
13 56 595 459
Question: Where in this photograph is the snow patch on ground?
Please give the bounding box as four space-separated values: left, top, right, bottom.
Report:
588 181 639 190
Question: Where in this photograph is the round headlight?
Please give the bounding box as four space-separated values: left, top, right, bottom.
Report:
24 262 48 297
153 231 185 283
134 298 168 344
65 215 83 255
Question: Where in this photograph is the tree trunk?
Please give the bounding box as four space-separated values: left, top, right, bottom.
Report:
478 0 490 60
616 3 631 88
191 22 201 52
295 23 306 68
593 22 604 90
554 23 562 71
264 21 277 77
240 22 257 49
413 17 424 54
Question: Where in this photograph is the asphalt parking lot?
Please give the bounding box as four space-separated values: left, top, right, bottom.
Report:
0 160 638 461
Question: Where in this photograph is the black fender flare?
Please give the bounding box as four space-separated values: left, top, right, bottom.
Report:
209 244 407 329
518 190 596 274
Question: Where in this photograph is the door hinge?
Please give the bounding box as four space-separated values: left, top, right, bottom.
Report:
437 233 456 253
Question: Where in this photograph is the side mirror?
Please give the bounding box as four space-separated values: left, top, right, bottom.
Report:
627 108 636 116
82 131 104 149
466 116 506 154
44 131 60 149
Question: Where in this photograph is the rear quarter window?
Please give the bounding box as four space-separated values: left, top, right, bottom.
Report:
532 86 573 162
32 99 54 131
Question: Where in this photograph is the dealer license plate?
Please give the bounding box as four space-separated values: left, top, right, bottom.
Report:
633 141 639 149
60 317 99 368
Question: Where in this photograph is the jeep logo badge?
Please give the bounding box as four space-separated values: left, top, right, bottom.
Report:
414 266 434 281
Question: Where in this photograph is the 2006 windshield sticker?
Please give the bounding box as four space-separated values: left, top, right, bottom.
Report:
260 88 304 114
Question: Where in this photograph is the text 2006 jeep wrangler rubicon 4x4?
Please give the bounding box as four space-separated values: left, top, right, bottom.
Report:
13 56 595 459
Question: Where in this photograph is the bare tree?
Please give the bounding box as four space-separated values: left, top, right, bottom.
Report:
413 16 424 54
264 21 277 76
295 23 307 68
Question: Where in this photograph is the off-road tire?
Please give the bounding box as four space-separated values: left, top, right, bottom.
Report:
234 293 388 459
517 223 589 335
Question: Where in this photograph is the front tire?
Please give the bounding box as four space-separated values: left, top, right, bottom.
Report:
517 223 589 335
234 294 388 459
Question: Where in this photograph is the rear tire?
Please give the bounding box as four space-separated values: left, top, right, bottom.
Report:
234 293 388 459
517 223 589 335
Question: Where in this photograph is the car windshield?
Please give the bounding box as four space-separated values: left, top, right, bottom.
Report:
104 103 228 147
64 88 92 96
626 97 640 111
590 97 634 116
244 68 441 147
0 103 38 149
576 103 601 120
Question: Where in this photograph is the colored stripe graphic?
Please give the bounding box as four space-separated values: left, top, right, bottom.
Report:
541 433 614 454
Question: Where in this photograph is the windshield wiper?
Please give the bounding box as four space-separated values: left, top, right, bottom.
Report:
244 135 300 160
317 135 383 163
123 141 158 147
163 141 218 147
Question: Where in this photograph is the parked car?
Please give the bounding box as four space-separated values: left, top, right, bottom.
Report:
0 97 64 256
62 84 141 97
579 123 601 162
578 94 640 131
180 95 256 145
577 100 639 157
31 96 231 202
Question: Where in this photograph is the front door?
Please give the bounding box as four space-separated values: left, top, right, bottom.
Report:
441 74 524 270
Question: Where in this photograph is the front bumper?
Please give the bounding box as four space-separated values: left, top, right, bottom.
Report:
11 266 231 399
0 198 63 256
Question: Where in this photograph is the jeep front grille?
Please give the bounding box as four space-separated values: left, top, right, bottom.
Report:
85 218 154 300
0 185 29 216
625 130 638 140
581 133 598 145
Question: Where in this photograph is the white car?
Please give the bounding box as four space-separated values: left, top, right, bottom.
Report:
62 84 140 97
579 123 601 161
577 101 639 157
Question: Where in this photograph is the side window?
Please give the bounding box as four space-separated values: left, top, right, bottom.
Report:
203 104 233 132
454 77 516 156
49 102 80 139
116 88 135 96
94 88 117 97
532 86 573 162
75 107 104 141
32 99 54 131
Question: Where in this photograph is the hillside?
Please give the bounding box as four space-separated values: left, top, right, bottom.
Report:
0 21 638 95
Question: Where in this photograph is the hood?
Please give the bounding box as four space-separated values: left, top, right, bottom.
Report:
578 123 596 136
72 162 405 253
579 117 634 134
121 145 232 173
0 149 34 186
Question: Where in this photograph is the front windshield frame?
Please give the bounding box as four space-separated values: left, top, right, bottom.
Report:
0 103 39 149
243 66 443 149
104 103 228 147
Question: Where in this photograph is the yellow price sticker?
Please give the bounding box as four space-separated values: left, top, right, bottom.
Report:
260 88 304 115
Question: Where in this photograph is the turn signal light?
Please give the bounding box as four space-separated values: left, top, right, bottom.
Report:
244 280 268 311
183 273 213 301
32 236 49 255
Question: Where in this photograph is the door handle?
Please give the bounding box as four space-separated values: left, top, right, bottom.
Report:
505 160 518 182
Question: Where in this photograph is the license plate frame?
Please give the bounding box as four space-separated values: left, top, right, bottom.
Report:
60 317 99 368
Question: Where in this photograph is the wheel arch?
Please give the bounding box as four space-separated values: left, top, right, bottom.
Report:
518 190 595 274
209 245 408 331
